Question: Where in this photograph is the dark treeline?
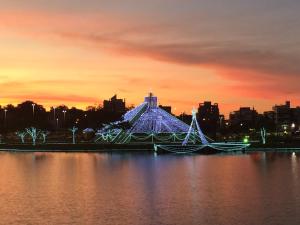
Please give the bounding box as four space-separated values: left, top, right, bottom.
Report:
0 101 128 133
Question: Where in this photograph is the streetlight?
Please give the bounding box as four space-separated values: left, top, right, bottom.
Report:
53 106 56 120
56 118 59 129
4 109 7 127
219 116 223 127
63 110 67 124
32 103 36 119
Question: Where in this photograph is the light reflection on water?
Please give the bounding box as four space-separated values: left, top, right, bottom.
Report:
0 151 299 225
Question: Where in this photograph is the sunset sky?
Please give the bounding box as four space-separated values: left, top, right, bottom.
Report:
0 0 300 115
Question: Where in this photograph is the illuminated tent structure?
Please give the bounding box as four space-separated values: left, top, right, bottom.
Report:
95 93 250 153
95 93 209 144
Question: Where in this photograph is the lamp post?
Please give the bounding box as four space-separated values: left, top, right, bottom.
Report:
63 110 67 123
53 106 56 120
63 110 67 127
219 116 223 128
32 103 36 119
56 118 59 129
4 109 7 128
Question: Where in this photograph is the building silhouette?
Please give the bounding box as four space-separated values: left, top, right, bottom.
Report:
229 107 258 132
273 101 291 128
103 95 126 113
178 113 192 125
197 101 220 138
159 105 172 114
272 101 300 133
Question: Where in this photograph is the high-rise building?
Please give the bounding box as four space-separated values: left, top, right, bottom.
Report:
291 107 300 126
272 101 300 132
103 95 126 113
197 101 220 137
273 101 291 126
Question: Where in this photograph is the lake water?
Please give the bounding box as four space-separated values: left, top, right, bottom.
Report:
0 151 299 225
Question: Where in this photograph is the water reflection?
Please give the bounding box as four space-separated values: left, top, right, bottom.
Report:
0 151 299 225
291 152 298 180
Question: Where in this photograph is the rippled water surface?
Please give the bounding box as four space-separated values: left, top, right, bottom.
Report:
0 151 299 225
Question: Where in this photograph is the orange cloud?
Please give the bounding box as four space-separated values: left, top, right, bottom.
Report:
0 8 300 116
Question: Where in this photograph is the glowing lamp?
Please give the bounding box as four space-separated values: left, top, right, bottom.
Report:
243 137 249 143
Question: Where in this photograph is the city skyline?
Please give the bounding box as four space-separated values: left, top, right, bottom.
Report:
1 0 300 115
0 94 296 118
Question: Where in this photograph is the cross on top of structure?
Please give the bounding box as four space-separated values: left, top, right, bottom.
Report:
145 92 158 108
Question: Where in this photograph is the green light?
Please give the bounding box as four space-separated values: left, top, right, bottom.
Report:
243 137 249 143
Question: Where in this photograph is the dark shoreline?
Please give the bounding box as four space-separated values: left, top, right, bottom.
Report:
1 143 300 152
0 143 154 152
